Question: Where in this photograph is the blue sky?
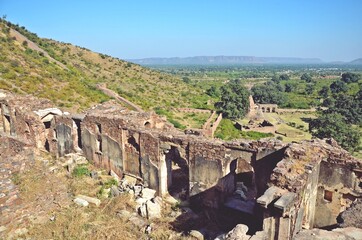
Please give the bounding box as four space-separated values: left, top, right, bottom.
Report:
1 0 362 61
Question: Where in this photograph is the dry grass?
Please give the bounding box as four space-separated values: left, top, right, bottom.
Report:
16 156 67 203
6 147 198 240
28 195 142 240
16 154 191 240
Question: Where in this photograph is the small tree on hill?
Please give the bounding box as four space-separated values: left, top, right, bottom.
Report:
215 79 250 120
301 73 312 82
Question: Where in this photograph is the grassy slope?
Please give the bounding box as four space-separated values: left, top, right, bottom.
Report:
0 20 208 112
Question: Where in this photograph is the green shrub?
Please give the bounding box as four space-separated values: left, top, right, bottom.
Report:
72 165 90 177
169 118 186 130
241 131 274 140
103 178 118 188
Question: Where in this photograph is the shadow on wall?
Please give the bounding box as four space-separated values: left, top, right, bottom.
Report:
253 147 288 196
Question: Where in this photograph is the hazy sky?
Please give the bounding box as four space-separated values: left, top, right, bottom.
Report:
1 0 362 61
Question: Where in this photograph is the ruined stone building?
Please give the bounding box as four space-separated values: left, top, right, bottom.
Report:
1 91 361 239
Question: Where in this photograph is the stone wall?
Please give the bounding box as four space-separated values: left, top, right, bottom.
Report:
0 136 34 228
1 91 361 239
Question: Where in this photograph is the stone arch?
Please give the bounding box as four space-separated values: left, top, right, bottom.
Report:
144 121 151 128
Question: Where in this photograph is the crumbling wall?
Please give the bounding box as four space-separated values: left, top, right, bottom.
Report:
0 136 34 228
139 132 160 191
256 140 362 239
314 161 359 228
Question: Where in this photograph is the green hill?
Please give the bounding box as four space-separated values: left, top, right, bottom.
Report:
0 19 209 111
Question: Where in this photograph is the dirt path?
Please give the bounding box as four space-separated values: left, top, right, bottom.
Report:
96 84 144 112
10 28 68 70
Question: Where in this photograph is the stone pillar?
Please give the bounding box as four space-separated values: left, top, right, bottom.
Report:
159 153 168 196
278 217 291 239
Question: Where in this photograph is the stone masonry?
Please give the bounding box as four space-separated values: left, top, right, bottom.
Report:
1 90 361 239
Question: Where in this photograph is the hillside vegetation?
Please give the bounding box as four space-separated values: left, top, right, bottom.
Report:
0 19 208 111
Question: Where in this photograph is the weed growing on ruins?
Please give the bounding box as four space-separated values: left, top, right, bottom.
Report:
72 165 91 177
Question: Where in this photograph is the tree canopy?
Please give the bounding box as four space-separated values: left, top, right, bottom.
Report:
330 80 348 94
341 72 360 83
251 83 286 105
309 112 360 152
215 79 250 120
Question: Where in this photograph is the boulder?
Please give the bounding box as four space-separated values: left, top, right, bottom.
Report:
146 199 161 219
139 202 148 218
189 230 204 240
133 185 143 196
225 224 250 240
141 188 156 200
116 209 132 220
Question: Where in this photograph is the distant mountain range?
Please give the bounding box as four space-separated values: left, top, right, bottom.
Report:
349 58 362 65
129 56 362 65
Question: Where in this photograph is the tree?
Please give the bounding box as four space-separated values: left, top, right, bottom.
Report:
322 97 335 108
330 80 348 94
285 82 296 92
341 72 360 83
309 112 360 152
206 85 220 97
271 75 280 83
319 86 330 99
215 79 250 120
301 73 312 83
324 94 362 125
305 84 315 95
279 74 290 80
251 84 286 105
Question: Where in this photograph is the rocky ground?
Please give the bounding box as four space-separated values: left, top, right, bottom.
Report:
0 149 217 240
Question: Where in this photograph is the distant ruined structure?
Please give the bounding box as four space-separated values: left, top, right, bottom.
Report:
1 91 361 239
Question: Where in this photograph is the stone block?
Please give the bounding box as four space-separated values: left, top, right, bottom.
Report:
74 197 89 207
256 186 285 208
76 195 101 206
